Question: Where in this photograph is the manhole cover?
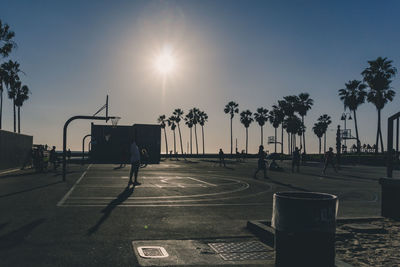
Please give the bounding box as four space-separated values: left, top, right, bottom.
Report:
137 246 169 258
208 241 272 261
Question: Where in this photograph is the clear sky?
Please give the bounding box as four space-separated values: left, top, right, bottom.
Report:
1 0 400 153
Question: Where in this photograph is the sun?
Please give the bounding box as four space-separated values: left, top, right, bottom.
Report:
154 46 176 76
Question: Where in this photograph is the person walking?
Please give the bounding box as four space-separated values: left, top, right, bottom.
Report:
67 149 72 161
292 146 302 173
218 148 226 167
323 147 338 175
129 140 141 186
49 146 58 170
254 145 268 179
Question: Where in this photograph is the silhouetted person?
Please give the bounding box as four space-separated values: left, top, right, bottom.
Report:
67 149 72 161
141 148 149 167
254 145 268 179
323 147 338 175
49 146 57 170
219 149 226 167
292 146 302 173
129 140 141 185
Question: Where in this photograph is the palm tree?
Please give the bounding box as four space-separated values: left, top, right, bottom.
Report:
313 122 324 154
2 60 22 132
198 110 208 154
0 21 16 130
280 96 298 154
318 114 332 153
362 57 397 153
338 80 367 153
167 116 177 155
224 101 239 154
190 107 200 154
15 83 29 133
295 93 313 153
274 102 286 154
172 108 185 156
157 115 169 155
269 106 284 153
184 111 194 154
254 107 269 146
240 110 253 154
283 115 302 153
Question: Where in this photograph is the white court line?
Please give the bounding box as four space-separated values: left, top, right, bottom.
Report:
59 202 269 207
0 168 19 175
57 164 92 206
187 177 217 187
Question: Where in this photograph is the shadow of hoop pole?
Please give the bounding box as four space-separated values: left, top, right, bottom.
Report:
62 115 117 181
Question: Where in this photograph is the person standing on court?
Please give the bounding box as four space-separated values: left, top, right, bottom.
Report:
254 145 268 179
49 146 58 170
323 147 338 175
218 148 226 167
292 146 302 173
129 140 141 185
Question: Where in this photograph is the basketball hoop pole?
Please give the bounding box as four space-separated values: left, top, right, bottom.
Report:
62 115 118 181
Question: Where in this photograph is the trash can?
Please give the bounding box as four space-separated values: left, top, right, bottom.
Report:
380 177 400 219
272 192 338 267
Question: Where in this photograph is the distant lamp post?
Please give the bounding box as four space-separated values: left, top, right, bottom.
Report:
340 112 352 150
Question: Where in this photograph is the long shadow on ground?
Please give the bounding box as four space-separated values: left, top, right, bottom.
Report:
0 181 63 199
0 219 45 250
87 185 135 236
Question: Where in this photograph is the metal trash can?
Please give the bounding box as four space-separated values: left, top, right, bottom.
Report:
272 192 338 267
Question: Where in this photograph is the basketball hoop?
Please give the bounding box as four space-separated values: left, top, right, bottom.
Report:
268 136 275 144
110 116 121 128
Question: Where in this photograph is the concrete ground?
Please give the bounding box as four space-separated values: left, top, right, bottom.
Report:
0 158 392 266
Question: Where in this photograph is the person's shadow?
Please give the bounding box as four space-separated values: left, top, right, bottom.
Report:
87 185 135 235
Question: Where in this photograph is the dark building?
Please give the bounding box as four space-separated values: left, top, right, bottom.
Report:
91 124 161 164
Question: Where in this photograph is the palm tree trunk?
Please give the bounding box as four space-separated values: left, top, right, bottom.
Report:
287 132 290 155
18 106 20 133
260 126 263 146
163 128 168 155
190 128 192 154
177 123 184 155
245 127 248 154
194 125 198 154
281 125 283 154
274 127 277 153
13 98 16 132
230 118 233 154
302 116 306 154
319 137 321 154
376 109 380 154
324 133 327 153
353 110 360 153
173 130 176 154
202 126 205 154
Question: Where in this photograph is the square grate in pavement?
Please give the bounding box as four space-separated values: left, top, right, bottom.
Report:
208 241 272 261
137 246 169 258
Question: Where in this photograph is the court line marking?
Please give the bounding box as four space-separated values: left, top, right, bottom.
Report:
0 168 19 175
59 202 269 207
57 164 92 207
187 177 217 187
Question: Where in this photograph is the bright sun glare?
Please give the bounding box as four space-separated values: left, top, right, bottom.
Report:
154 46 176 76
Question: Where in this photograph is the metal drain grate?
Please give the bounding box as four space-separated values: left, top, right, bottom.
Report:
208 241 272 261
137 246 169 258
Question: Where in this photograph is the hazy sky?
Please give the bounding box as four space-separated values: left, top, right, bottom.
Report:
1 0 400 153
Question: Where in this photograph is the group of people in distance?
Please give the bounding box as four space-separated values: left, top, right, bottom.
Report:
218 145 339 178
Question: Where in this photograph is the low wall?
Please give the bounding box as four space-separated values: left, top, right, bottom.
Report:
0 129 33 170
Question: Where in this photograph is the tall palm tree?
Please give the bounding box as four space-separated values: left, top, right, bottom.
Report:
172 108 185 156
224 101 239 154
254 107 269 146
280 96 298 154
184 111 194 154
295 93 313 153
283 115 302 154
313 122 324 154
269 106 283 153
239 110 253 154
0 21 16 130
274 102 286 154
198 110 208 154
190 107 200 154
167 116 177 155
2 60 22 132
157 115 169 155
15 83 29 133
338 80 367 153
362 57 397 153
318 114 332 153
